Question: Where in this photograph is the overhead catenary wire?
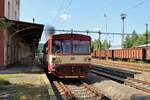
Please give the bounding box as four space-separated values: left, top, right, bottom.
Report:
62 0 72 13
43 29 143 35
123 0 149 13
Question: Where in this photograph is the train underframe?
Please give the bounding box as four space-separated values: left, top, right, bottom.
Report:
48 64 91 78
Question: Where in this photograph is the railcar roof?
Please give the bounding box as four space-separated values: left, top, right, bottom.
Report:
50 33 91 40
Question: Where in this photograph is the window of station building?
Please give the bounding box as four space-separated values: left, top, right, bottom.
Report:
15 11 16 19
16 0 18 5
8 1 10 18
16 0 20 9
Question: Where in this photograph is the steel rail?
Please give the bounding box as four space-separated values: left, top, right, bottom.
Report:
92 68 150 93
92 61 150 72
53 79 110 100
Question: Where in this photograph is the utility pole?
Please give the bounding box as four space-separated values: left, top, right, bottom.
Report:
120 13 127 48
98 31 101 51
104 13 108 42
146 23 148 47
86 30 89 35
104 13 107 33
71 29 73 34
33 18 35 23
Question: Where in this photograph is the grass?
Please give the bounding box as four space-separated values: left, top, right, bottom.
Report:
0 74 24 79
12 84 49 100
0 74 23 90
0 74 49 100
0 79 11 90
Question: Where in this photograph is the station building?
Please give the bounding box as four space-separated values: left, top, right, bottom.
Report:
0 0 44 67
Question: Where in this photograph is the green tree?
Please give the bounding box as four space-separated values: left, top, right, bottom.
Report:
143 31 150 44
91 39 110 51
123 35 132 48
136 35 145 45
131 30 139 46
102 40 110 50
123 30 142 48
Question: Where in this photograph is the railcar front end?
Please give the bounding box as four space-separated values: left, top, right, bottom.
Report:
44 34 91 78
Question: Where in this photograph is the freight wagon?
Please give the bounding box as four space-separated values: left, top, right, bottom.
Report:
92 47 150 62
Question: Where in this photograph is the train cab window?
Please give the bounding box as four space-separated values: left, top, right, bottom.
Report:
46 48 48 54
52 40 62 53
62 40 71 54
73 40 90 54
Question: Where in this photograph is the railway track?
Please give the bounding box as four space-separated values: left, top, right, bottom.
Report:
92 66 150 93
93 65 134 79
52 79 110 100
92 60 150 72
125 78 150 93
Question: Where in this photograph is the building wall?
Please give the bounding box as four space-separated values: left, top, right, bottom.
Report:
0 0 5 18
0 28 4 66
0 27 32 66
0 39 4 66
7 33 32 65
4 0 20 20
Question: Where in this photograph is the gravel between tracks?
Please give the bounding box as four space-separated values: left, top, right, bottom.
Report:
92 59 150 82
83 73 150 100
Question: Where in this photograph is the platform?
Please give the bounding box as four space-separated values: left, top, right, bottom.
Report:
0 56 57 100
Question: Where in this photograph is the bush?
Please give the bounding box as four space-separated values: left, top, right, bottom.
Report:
0 79 11 89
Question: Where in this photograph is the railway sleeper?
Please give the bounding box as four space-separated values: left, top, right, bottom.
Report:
124 81 150 93
93 66 134 78
93 67 128 79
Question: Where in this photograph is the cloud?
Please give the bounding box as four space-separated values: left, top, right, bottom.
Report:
59 13 71 21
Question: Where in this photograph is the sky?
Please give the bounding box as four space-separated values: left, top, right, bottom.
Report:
20 0 150 47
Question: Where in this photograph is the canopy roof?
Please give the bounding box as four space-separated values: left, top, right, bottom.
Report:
5 19 44 48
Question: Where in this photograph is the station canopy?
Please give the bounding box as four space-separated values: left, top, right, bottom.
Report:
4 18 44 48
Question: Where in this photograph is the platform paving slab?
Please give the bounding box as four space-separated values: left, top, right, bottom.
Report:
0 56 57 100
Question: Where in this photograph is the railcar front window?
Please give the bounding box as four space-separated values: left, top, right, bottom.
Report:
62 40 71 53
73 41 90 54
52 40 62 53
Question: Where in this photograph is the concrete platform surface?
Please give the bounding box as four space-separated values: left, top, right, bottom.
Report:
0 56 56 100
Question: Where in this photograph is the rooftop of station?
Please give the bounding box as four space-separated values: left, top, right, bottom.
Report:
1 18 44 48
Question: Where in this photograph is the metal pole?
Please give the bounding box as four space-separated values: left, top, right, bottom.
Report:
33 18 35 23
71 29 73 34
104 13 108 43
120 13 127 48
98 31 101 50
86 30 89 35
146 23 148 47
104 13 107 33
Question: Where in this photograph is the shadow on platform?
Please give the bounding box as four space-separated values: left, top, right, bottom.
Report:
0 56 44 74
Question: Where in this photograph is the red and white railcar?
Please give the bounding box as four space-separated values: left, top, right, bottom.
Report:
146 48 150 60
43 34 91 78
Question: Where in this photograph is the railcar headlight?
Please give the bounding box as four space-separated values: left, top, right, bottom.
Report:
88 58 91 61
52 57 61 63
84 57 91 62
52 57 56 61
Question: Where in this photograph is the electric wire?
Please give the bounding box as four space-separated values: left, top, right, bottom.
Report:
123 0 149 13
